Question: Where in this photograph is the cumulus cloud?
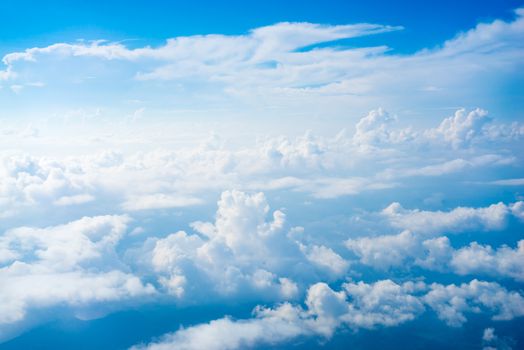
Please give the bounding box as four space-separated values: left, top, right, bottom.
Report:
149 190 306 301
381 201 515 236
352 108 415 149
347 230 524 282
345 230 417 270
423 280 524 327
425 108 490 148
130 303 308 350
0 216 155 339
132 278 524 350
450 240 524 281
131 279 423 350
343 200 524 281
300 244 349 277
0 105 521 220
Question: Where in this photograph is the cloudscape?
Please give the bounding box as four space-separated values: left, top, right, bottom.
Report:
1 1 524 349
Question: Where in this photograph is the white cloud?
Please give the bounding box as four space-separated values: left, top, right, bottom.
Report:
488 178 524 186
133 278 524 350
121 194 203 211
482 327 514 350
346 221 524 282
1 10 523 119
450 240 524 281
0 215 130 269
0 215 155 338
149 190 304 301
131 279 424 350
342 280 425 329
345 230 417 269
0 107 520 219
352 108 415 149
0 268 154 326
423 279 524 327
381 201 513 236
510 201 524 221
53 193 95 206
0 8 523 348
130 303 307 350
425 108 490 148
300 244 349 277
483 327 497 342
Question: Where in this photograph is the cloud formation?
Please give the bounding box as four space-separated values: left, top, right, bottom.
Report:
133 279 524 350
0 216 155 339
0 8 523 349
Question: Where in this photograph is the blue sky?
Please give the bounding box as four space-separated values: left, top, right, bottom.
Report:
0 0 522 50
1 1 524 350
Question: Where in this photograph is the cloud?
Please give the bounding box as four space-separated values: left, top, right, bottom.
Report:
0 268 154 326
0 22 400 88
450 240 524 281
425 108 490 148
1 11 523 117
414 237 524 282
423 279 524 327
0 215 155 338
381 201 514 236
488 178 524 186
149 190 306 301
300 244 349 277
346 207 524 282
483 327 497 342
53 193 95 206
0 105 521 219
130 303 308 350
345 230 417 270
131 279 423 350
121 194 203 211
352 108 415 149
0 8 523 348
482 327 514 350
132 278 524 350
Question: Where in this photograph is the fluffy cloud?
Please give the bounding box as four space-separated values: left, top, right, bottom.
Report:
352 108 415 149
347 230 524 282
149 190 306 301
131 280 423 350
1 107 520 221
0 215 130 269
0 216 155 338
133 278 524 350
450 240 524 281
381 201 515 236
300 244 349 277
345 230 417 270
425 108 490 148
0 268 154 326
423 280 524 327
345 200 524 281
130 303 308 350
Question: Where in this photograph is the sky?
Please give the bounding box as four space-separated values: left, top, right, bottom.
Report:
1 1 524 349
